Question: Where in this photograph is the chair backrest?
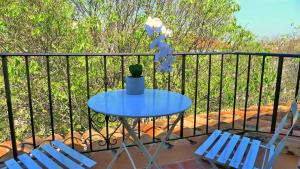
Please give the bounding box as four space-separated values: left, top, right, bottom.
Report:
264 99 299 169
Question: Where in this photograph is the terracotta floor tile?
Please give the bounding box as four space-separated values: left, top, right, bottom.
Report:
181 159 212 169
88 135 299 169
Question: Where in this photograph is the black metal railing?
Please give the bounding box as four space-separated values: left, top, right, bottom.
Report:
1 52 300 160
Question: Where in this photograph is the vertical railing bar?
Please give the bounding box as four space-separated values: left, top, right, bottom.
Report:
104 55 108 91
256 55 266 131
1 56 18 159
152 55 156 142
271 57 284 133
137 56 141 139
152 118 155 142
138 55 141 64
153 55 156 89
121 56 125 141
243 55 252 130
105 115 109 150
103 55 110 149
291 62 300 135
85 55 93 151
218 54 224 130
25 56 36 148
193 54 199 136
206 54 211 134
232 54 239 129
66 56 74 148
121 56 125 89
167 72 171 132
46 56 55 140
180 54 186 138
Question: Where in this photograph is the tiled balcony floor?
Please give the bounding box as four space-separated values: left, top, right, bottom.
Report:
90 134 299 169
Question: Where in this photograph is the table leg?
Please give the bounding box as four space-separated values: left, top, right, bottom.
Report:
120 117 162 169
107 118 139 169
120 113 183 169
145 113 183 169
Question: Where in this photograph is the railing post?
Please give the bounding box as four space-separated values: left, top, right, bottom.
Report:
46 56 55 140
256 55 266 131
1 56 18 159
193 55 199 135
271 57 284 133
85 55 93 151
206 54 212 134
180 54 186 138
25 56 36 148
232 54 239 129
66 56 74 148
243 55 252 130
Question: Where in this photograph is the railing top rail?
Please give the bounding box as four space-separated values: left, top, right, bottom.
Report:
1 52 300 58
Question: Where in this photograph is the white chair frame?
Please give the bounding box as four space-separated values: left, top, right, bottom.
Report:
195 99 299 169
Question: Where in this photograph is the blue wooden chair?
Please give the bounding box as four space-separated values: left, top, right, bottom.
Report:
195 99 299 169
3 140 96 169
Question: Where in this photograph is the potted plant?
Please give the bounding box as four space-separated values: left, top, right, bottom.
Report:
125 16 175 95
126 64 145 95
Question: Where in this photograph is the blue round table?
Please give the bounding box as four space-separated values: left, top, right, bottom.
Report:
88 89 192 169
88 89 192 118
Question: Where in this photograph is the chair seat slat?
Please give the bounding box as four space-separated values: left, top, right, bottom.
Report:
242 139 261 169
18 153 41 169
217 134 240 164
42 144 84 169
229 137 250 168
31 149 63 169
4 159 22 169
52 140 96 168
205 132 231 160
194 130 222 156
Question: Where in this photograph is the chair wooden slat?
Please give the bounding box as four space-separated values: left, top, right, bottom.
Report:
194 130 222 156
229 137 250 168
242 139 261 169
31 149 63 169
4 159 22 169
41 144 84 169
52 140 96 168
217 134 240 164
18 153 42 169
205 132 231 160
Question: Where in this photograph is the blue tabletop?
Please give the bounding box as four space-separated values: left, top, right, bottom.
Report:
88 89 192 118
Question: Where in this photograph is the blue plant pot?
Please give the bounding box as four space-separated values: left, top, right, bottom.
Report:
126 76 145 95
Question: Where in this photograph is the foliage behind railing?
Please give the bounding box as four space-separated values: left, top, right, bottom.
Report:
0 52 300 159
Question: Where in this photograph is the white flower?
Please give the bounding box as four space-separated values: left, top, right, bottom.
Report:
150 35 165 49
145 16 163 28
163 28 172 37
144 16 174 73
156 25 166 33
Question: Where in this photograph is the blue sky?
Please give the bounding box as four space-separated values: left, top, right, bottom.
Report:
235 0 300 38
